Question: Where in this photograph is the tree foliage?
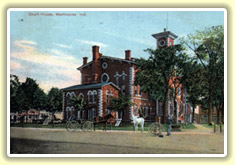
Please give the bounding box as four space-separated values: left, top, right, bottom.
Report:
135 44 188 123
108 94 134 119
180 25 224 124
47 87 63 112
10 75 63 113
70 95 87 111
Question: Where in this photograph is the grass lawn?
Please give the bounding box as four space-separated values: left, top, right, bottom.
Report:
10 122 197 132
200 123 224 131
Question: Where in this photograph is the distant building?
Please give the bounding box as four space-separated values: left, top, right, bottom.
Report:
194 105 221 124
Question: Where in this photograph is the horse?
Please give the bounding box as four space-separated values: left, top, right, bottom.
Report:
94 114 114 131
132 114 145 132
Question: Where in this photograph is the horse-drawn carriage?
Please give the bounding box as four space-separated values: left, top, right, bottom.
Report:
66 114 114 132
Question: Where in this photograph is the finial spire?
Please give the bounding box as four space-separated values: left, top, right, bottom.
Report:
166 12 168 31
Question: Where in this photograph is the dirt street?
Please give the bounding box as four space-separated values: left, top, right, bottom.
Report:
10 127 224 154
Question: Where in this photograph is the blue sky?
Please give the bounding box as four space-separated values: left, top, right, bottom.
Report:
10 10 224 92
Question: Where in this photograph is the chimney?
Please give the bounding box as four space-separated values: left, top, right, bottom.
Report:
92 45 100 60
125 50 131 61
83 57 88 65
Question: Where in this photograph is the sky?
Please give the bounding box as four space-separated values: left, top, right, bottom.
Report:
9 9 225 92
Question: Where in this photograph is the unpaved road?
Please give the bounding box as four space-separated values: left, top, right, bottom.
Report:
10 127 224 154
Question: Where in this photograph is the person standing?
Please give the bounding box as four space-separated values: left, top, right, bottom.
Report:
167 114 173 136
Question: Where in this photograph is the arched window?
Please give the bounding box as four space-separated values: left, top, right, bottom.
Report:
78 93 84 98
93 90 97 103
66 92 71 105
66 107 71 120
71 92 76 98
87 90 93 103
71 106 74 118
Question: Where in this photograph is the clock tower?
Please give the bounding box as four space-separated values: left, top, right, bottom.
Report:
152 28 178 49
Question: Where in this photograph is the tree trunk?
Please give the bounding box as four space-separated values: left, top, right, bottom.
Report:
163 88 169 124
52 112 54 128
192 106 195 123
217 105 220 124
173 90 177 124
208 85 213 125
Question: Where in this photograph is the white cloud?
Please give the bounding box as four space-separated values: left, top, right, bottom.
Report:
54 43 72 49
10 60 23 70
75 39 108 48
11 40 82 91
13 40 37 52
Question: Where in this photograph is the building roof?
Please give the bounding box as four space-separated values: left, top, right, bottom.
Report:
77 55 136 70
152 30 178 40
62 82 120 91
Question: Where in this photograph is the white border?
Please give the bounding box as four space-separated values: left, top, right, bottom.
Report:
7 8 227 158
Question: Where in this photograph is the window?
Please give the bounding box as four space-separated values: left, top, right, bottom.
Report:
101 73 109 83
144 106 148 116
180 102 183 114
110 91 113 100
92 108 96 120
106 91 110 103
88 109 92 121
66 93 71 105
135 85 138 95
93 90 97 103
87 91 93 103
121 74 125 85
105 109 108 115
178 87 181 97
71 92 76 98
140 86 143 96
102 62 108 69
135 105 138 116
77 110 81 120
78 93 84 98
213 106 216 113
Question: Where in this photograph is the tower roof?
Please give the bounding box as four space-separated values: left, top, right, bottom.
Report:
152 29 178 40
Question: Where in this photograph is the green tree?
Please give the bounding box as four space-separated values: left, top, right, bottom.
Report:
10 76 47 112
135 44 187 123
71 95 87 112
47 87 63 128
180 25 224 125
108 94 134 120
10 74 22 112
181 61 207 122
20 77 47 110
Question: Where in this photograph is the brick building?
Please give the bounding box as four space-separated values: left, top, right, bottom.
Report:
62 29 192 123
194 105 221 124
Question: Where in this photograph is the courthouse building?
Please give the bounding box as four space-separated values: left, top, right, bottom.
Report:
62 29 192 123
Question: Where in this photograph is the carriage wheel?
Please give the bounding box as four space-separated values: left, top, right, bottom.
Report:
66 121 79 132
83 121 94 132
148 122 162 136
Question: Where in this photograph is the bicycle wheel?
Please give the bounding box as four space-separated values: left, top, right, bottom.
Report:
66 121 79 132
148 123 161 136
83 121 94 132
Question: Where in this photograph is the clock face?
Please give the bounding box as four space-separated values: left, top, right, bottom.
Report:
158 39 166 47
